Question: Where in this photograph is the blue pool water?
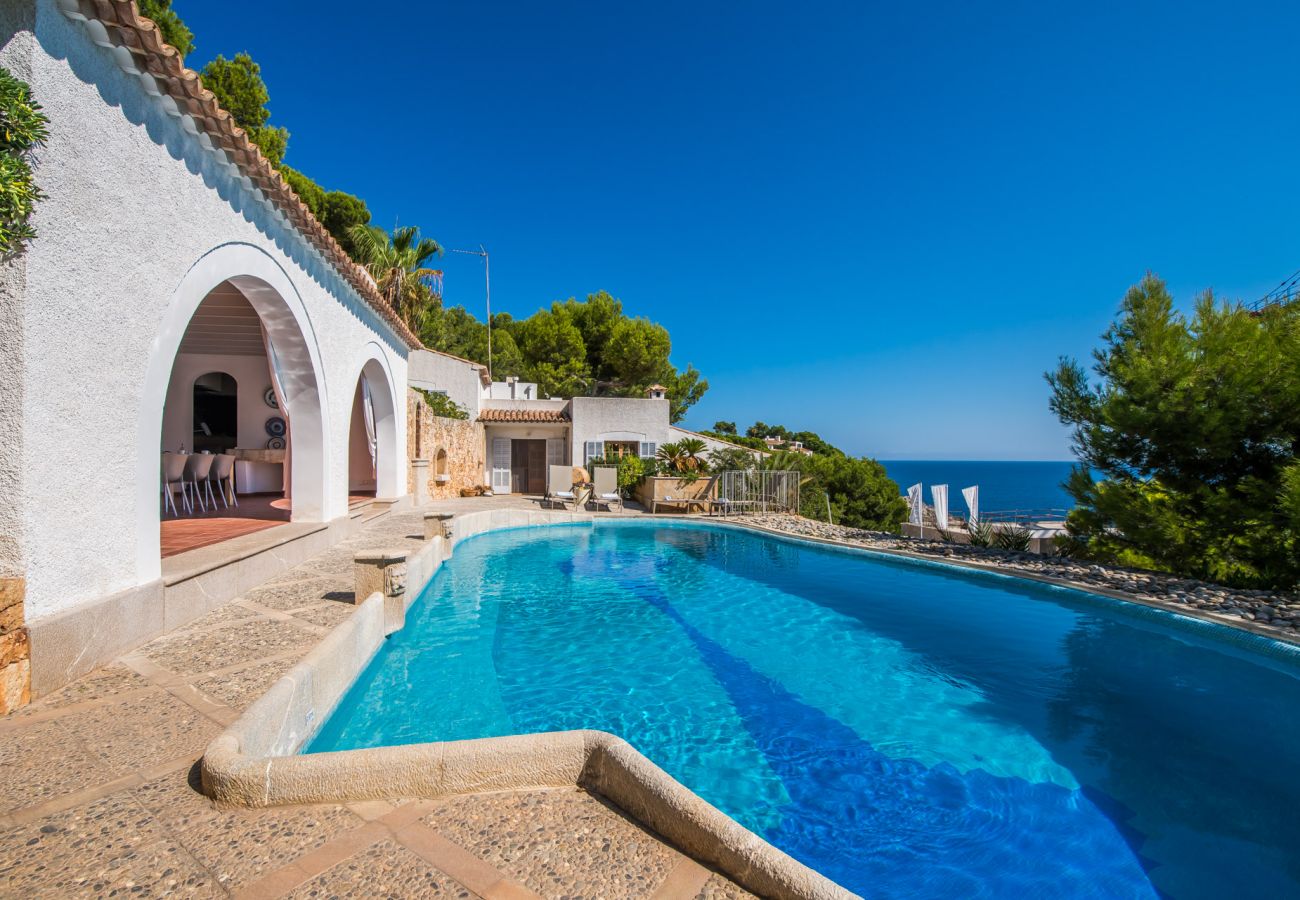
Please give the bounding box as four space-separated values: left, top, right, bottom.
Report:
310 521 1300 898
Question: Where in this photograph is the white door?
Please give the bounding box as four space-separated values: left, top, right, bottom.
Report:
491 438 511 492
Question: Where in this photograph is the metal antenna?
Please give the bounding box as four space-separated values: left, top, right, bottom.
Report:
449 245 491 378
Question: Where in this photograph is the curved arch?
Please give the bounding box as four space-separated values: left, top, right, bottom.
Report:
347 341 402 499
135 242 330 580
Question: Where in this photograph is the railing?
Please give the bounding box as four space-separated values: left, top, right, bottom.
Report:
715 470 800 515
975 508 1071 526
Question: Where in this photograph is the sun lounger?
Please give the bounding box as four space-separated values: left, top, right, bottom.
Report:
546 464 580 510
652 494 709 514
590 467 622 512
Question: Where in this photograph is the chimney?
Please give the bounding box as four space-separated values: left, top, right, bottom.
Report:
507 375 518 399
646 384 667 400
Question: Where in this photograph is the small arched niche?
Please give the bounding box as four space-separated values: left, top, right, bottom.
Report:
435 448 449 478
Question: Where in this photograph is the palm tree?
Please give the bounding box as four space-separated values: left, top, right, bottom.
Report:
348 224 444 332
678 437 708 471
656 441 687 473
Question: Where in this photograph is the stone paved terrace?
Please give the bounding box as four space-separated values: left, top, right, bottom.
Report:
0 500 756 900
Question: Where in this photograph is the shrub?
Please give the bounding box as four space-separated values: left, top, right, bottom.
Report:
0 67 49 257
994 524 1033 552
968 518 996 548
412 388 468 420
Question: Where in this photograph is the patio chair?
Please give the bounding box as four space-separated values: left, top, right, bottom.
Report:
209 453 238 509
161 451 189 516
183 452 216 512
546 464 580 510
590 466 622 512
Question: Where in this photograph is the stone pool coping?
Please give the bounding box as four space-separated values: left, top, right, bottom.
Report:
201 508 853 900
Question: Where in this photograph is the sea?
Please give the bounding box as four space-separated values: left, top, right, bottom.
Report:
879 460 1078 514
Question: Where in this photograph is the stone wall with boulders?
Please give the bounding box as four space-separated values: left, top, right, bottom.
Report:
407 390 486 500
745 514 1300 642
0 577 29 714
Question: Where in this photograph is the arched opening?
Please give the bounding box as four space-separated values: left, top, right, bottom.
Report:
192 372 238 454
347 378 377 499
435 448 449 479
155 275 326 558
346 354 400 505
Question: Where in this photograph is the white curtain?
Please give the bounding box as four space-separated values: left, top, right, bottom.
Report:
932 484 949 529
261 325 292 500
962 485 979 526
361 376 377 474
907 483 923 525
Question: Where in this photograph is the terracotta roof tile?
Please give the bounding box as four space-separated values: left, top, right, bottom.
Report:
67 2 422 349
478 408 569 423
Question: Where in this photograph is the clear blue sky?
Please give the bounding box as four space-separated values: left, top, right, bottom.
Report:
176 1 1300 460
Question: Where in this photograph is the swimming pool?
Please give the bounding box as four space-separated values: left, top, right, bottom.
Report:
309 520 1300 898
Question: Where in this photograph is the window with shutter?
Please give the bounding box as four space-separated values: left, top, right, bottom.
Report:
547 439 565 467
491 438 511 492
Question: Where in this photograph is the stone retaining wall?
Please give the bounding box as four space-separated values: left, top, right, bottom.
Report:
0 577 29 714
747 514 1300 642
407 389 486 499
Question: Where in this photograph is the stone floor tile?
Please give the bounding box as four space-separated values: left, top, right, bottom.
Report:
190 656 297 711
58 692 220 779
0 791 167 894
242 577 343 612
181 601 265 632
176 804 364 890
287 601 355 629
0 718 108 812
696 873 760 899
71 836 225 898
288 552 356 578
423 789 679 899
286 839 477 899
132 764 224 833
140 617 318 677
25 665 158 712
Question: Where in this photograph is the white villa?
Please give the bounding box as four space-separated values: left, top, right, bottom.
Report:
0 3 730 713
409 353 738 498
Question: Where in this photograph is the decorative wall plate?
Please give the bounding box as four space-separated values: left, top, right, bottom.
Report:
263 386 279 409
265 416 287 437
266 436 287 450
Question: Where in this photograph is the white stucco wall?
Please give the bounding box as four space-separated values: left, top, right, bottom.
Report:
2 6 409 621
0 4 35 582
569 398 671 465
407 348 483 416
